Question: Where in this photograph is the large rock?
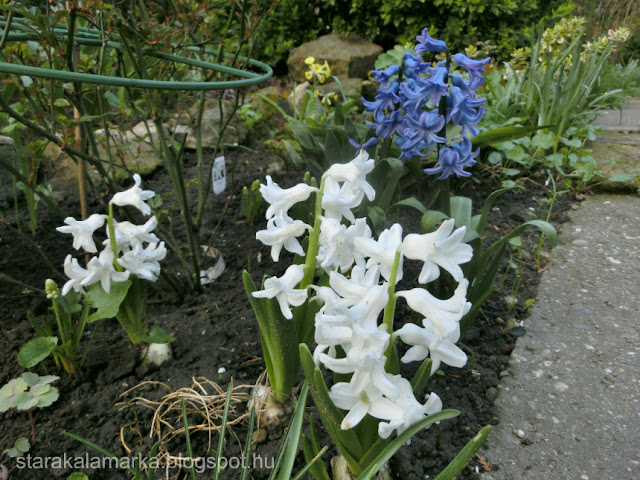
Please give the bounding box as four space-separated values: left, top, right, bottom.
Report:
168 99 247 149
287 33 383 83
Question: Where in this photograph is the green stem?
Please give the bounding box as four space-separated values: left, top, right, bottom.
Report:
106 203 123 271
383 250 401 368
301 177 326 289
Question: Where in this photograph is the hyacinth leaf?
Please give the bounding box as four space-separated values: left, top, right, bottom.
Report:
270 382 309 480
367 206 387 234
410 358 433 397
85 280 132 322
243 271 281 402
472 125 554 149
357 410 460 480
421 210 448 233
390 196 428 216
434 426 491 480
299 344 364 473
471 186 517 236
450 196 479 243
301 413 332 480
18 336 58 368
375 158 404 211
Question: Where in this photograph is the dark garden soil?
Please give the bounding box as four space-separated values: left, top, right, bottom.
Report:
0 137 577 479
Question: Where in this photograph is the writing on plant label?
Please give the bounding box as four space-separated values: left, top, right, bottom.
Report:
212 156 226 195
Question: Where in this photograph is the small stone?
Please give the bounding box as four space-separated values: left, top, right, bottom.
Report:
554 382 569 392
499 370 510 378
486 387 498 403
218 367 226 374
571 203 580 210
514 429 526 439
501 343 515 354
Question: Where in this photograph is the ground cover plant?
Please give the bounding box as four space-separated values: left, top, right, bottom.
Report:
0 2 634 479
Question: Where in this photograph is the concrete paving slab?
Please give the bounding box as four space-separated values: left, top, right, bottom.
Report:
482 194 640 480
594 98 640 132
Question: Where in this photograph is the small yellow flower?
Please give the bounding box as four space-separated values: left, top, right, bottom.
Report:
312 63 323 74
318 75 326 84
305 71 313 81
314 89 319 97
304 56 315 65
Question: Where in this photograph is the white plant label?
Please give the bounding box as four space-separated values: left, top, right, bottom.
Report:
212 156 226 195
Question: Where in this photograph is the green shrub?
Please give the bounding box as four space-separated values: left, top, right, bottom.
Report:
254 0 573 72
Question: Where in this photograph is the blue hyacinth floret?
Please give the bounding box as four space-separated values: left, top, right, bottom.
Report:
364 28 490 179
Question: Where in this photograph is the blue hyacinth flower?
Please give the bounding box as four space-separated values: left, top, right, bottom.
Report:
415 28 448 54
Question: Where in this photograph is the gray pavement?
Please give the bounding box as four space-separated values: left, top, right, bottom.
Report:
481 100 640 479
482 195 640 479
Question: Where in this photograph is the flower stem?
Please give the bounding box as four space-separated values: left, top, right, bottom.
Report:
301 176 326 289
107 203 123 272
383 250 402 371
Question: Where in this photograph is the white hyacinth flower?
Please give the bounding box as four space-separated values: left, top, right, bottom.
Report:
401 219 473 283
317 217 371 272
256 217 310 262
260 176 317 222
115 216 160 248
80 248 130 294
329 359 402 430
328 265 381 308
354 223 403 283
321 178 364 223
323 149 376 201
394 319 467 373
396 280 471 336
110 173 155 216
377 376 443 439
61 255 89 296
56 213 106 253
117 242 167 281
251 264 307 319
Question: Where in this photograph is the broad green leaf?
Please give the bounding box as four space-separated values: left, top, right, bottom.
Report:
139 326 174 344
272 382 309 480
531 130 555 149
18 336 58 368
85 280 132 322
68 473 90 480
487 151 502 165
608 173 637 183
54 98 71 107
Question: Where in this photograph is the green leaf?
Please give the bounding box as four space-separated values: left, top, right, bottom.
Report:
357 410 460 479
367 206 387 233
18 337 58 368
139 326 174 344
487 151 502 165
54 98 71 107
531 130 555 149
68 473 90 480
608 173 637 183
85 280 132 322
473 125 554 148
504 168 521 176
272 382 309 480
390 197 427 215
421 211 448 233
434 426 491 480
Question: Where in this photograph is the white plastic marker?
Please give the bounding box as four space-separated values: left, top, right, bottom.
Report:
212 156 226 194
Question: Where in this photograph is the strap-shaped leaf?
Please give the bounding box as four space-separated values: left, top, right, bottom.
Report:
299 344 364 473
434 425 491 480
356 410 460 480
